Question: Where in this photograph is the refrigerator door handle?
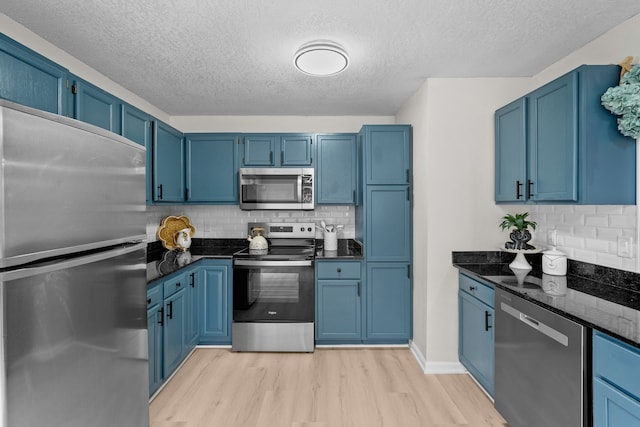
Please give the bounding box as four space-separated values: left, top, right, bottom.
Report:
0 242 147 281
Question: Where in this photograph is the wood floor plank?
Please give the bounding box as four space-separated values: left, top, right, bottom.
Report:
149 348 507 427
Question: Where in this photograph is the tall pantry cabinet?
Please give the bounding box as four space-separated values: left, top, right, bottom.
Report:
356 125 412 343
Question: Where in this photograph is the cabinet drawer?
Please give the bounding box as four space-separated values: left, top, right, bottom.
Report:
147 281 163 307
594 331 640 400
163 273 187 299
317 261 361 279
459 273 494 308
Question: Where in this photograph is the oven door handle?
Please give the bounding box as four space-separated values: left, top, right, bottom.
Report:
233 259 313 267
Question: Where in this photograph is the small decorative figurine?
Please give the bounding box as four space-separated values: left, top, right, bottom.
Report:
157 215 196 251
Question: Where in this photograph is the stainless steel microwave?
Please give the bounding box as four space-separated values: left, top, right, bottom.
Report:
239 168 314 210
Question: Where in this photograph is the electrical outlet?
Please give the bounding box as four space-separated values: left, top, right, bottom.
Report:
617 235 634 258
547 229 558 247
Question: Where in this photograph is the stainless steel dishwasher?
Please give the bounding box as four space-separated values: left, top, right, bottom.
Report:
495 288 588 427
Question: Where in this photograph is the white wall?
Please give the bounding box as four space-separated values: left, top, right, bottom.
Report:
396 78 530 368
397 13 640 368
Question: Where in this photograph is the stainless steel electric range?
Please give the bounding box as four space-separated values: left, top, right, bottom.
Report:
232 222 316 352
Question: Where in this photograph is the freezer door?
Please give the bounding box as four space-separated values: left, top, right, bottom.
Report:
0 100 146 268
0 243 148 427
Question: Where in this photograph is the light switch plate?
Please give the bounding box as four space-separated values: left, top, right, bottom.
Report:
617 235 634 258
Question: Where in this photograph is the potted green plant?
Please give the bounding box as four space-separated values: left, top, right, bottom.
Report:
499 212 537 250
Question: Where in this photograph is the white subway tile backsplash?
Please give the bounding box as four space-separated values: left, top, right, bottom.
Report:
146 205 357 242
609 214 636 229
585 215 609 227
596 206 624 215
530 205 637 272
573 226 597 238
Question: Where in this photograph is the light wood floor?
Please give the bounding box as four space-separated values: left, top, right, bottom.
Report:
150 348 507 427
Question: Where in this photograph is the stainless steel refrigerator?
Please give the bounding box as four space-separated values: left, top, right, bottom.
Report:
0 100 148 427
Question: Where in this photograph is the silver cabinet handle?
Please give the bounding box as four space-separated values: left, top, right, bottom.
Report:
500 302 569 346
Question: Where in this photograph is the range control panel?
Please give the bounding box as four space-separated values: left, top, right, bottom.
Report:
248 222 316 239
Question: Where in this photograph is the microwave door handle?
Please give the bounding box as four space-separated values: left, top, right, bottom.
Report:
297 174 303 202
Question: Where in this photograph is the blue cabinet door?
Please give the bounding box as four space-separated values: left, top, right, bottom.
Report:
280 134 313 166
365 263 411 342
0 34 68 115
72 77 122 133
185 134 240 203
528 71 578 202
153 121 185 202
316 133 357 204
163 286 186 377
361 125 411 185
593 378 640 427
147 303 163 396
122 104 153 203
459 290 494 397
122 103 152 147
242 134 276 166
316 279 362 341
495 98 527 202
365 186 411 262
199 261 231 344
185 267 201 351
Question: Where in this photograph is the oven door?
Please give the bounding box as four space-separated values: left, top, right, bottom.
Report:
233 259 314 322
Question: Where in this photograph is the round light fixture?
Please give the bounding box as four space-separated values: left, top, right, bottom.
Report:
294 41 349 76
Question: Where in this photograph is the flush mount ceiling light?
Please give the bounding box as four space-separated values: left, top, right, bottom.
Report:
294 41 349 76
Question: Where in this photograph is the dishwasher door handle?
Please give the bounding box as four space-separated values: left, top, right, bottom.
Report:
500 301 569 346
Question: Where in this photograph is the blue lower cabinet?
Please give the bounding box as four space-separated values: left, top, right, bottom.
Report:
199 260 232 344
458 274 494 397
593 331 640 426
316 279 362 341
365 262 411 343
316 261 362 343
594 378 640 427
147 282 163 397
185 267 202 351
163 285 187 377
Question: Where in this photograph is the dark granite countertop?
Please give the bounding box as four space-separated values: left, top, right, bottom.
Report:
453 251 640 348
315 239 363 259
147 238 246 283
147 238 363 283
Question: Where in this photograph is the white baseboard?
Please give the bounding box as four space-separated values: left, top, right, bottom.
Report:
409 340 468 374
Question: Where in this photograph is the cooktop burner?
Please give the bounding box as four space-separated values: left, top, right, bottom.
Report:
234 222 317 261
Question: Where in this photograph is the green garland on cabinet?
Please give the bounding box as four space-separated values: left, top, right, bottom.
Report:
601 58 640 139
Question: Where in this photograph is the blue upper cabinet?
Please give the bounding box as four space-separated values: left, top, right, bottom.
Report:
242 134 277 166
280 134 313 166
495 65 636 204
122 104 153 202
153 120 185 202
185 134 239 203
361 125 411 185
241 133 313 167
71 76 122 133
122 103 152 147
528 72 578 202
365 185 412 262
495 98 527 202
0 34 69 115
316 133 357 205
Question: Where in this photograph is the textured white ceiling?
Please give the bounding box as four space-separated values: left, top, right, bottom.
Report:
2 1 639 116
